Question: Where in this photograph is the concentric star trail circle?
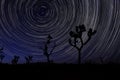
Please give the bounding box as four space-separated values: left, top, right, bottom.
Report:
0 0 120 63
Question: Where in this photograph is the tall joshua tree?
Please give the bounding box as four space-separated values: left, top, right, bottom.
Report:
0 47 5 63
41 35 57 63
69 24 97 64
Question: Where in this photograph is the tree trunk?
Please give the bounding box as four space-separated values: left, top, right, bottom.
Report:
47 56 50 63
78 50 81 64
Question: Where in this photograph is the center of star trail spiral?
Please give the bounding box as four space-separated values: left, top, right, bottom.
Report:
31 1 53 24
37 6 48 16
33 3 49 17
0 0 120 64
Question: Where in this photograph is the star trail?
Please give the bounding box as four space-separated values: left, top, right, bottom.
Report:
0 0 120 64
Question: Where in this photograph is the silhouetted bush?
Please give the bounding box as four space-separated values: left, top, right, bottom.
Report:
11 56 20 64
0 47 5 63
25 56 33 64
0 54 5 63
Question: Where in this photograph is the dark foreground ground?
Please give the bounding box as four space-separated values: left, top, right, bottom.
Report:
0 63 120 79
0 62 120 71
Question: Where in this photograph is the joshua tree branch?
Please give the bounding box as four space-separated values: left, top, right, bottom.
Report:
69 39 75 47
69 38 82 51
80 37 84 46
84 37 91 45
74 38 77 46
49 42 57 55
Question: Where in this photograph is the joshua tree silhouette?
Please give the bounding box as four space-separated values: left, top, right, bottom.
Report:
69 24 96 64
11 56 20 64
0 47 5 63
25 56 33 64
40 35 57 63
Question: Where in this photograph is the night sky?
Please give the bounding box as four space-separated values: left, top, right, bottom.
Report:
0 0 120 64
